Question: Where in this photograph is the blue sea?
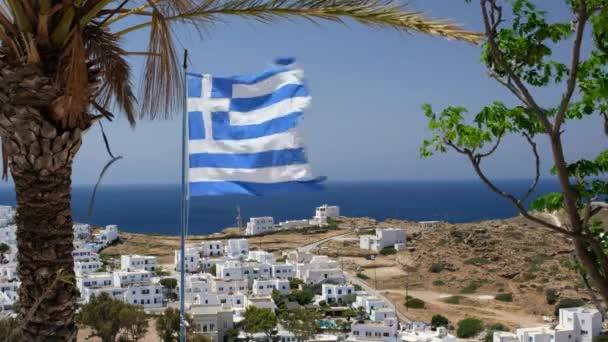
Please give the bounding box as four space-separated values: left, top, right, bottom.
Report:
0 180 561 235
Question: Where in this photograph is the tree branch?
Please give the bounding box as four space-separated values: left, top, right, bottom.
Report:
477 134 502 159
519 132 541 204
554 2 588 133
480 0 554 133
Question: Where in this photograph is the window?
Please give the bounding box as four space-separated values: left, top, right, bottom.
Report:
338 290 342 295
383 333 389 337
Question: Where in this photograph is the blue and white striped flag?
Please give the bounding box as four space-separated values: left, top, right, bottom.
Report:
186 62 324 196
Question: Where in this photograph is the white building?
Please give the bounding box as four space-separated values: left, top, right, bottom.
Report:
74 258 103 275
201 240 224 257
0 206 15 228
248 250 275 264
246 217 275 236
182 273 213 303
77 272 114 298
355 295 388 314
0 225 16 245
191 304 235 342
124 283 163 308
0 263 18 280
245 295 276 311
295 255 345 284
225 239 249 259
252 279 290 296
216 261 272 281
321 284 355 304
349 318 399 342
121 255 158 272
83 286 127 303
360 228 406 252
315 205 340 225
211 278 248 294
194 293 246 310
504 307 603 342
174 247 200 273
94 225 119 245
271 263 295 280
72 248 99 262
555 307 602 342
370 308 395 322
200 258 223 272
113 270 152 287
73 223 91 242
400 327 455 342
278 219 310 229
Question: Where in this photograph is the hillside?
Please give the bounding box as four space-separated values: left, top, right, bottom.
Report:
321 215 591 327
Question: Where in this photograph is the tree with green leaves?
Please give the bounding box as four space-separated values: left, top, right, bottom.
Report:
0 1 479 339
159 277 178 301
119 305 149 342
0 317 22 341
422 0 608 306
431 314 449 330
0 243 9 264
77 292 148 342
155 308 193 342
242 306 278 340
280 308 320 342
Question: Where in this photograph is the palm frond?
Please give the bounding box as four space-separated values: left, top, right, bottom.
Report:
139 9 183 119
85 24 136 126
117 0 482 44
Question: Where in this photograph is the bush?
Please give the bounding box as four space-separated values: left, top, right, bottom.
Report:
463 257 490 266
289 278 303 289
429 263 444 273
593 336 608 342
356 272 370 280
443 296 465 305
545 288 559 305
431 314 449 329
456 318 484 338
554 298 585 316
495 293 513 302
380 247 397 256
353 284 362 291
460 281 481 294
405 297 425 309
432 279 445 286
483 323 508 342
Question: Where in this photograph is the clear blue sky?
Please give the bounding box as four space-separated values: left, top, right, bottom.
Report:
68 0 604 185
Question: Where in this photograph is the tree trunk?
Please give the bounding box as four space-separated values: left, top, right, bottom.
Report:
0 48 85 341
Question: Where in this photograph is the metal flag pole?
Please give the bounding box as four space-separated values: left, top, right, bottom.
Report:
180 49 190 342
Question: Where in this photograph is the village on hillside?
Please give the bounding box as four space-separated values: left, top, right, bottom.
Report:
0 204 604 342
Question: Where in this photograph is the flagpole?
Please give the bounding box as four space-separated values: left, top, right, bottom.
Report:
180 49 189 342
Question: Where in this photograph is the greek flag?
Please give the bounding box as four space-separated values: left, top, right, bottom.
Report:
186 61 324 196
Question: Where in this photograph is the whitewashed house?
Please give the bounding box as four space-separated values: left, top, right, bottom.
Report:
271 263 295 280
248 250 275 264
124 283 163 308
83 286 127 303
225 239 249 259
0 225 16 245
113 270 152 287
191 304 235 342
321 284 355 304
94 225 119 245
182 273 213 303
355 295 388 314
74 258 103 275
515 327 555 342
174 247 200 272
493 332 519 342
245 296 276 311
278 219 310 229
0 206 15 228
200 258 223 272
72 248 99 262
315 205 340 225
73 223 91 242
211 278 248 294
252 279 289 296
194 293 246 310
0 263 18 280
77 272 114 298
554 307 602 342
121 255 158 272
201 240 224 257
216 261 244 281
349 318 399 342
400 327 455 342
360 228 406 252
246 217 275 236
370 308 395 322
295 255 345 284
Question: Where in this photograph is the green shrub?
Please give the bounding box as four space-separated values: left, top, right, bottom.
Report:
289 278 303 289
554 298 585 316
356 272 370 280
353 284 362 291
545 288 559 305
432 279 445 286
380 247 397 256
431 314 449 329
456 318 484 338
405 297 425 309
429 263 444 273
593 336 608 342
495 293 513 302
460 281 481 294
443 296 465 305
483 323 509 342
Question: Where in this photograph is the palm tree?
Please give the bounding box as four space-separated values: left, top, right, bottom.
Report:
0 0 479 340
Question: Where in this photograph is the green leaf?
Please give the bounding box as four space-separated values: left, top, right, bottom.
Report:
530 192 564 211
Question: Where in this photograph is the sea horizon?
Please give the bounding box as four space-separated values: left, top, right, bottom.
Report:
0 179 561 235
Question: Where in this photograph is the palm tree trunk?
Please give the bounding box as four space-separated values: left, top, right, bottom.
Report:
0 49 84 341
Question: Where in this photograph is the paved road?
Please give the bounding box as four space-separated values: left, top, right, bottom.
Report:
297 229 412 323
